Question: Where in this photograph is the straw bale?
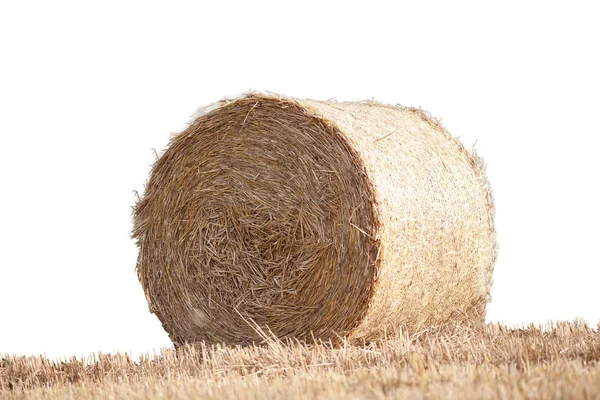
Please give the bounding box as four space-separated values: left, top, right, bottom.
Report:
132 93 497 345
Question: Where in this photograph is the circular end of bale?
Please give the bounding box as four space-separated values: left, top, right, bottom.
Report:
134 96 380 345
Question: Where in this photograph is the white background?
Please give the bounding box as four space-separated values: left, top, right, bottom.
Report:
1 1 598 360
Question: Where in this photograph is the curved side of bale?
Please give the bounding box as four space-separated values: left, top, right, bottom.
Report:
133 93 497 345
300 99 497 340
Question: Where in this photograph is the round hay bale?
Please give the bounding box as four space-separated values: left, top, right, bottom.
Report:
133 93 497 345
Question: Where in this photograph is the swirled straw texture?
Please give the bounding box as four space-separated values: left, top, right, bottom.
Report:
133 93 497 346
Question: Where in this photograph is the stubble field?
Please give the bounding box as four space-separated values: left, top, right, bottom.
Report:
2 321 599 399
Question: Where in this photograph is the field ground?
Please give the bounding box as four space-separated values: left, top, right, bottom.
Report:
2 321 599 399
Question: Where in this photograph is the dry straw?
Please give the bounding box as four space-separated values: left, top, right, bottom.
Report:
133 93 497 346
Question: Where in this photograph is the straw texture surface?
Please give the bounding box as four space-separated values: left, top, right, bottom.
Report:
133 93 497 345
